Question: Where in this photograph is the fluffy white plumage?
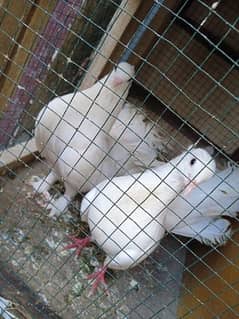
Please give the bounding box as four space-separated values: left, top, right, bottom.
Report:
80 148 215 277
32 62 135 217
165 163 239 246
31 63 170 218
106 102 166 176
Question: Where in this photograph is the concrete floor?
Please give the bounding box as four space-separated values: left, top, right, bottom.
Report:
0 160 187 319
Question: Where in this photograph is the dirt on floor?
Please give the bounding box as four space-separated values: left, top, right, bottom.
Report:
0 158 189 319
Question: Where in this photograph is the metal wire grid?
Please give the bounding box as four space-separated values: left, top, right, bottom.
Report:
0 0 58 145
0 3 183 319
107 0 238 163
0 0 211 276
0 0 239 318
19 0 122 137
0 0 121 146
136 0 238 154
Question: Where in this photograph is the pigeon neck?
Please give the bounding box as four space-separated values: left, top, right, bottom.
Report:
94 81 131 133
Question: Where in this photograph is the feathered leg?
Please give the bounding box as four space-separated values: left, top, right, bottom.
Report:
47 183 76 218
29 171 57 193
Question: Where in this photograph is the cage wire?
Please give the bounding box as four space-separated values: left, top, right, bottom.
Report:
0 0 238 318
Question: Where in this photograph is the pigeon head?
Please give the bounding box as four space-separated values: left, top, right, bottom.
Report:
108 62 135 87
176 147 216 193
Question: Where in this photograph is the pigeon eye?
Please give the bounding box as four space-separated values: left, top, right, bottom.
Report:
190 158 196 165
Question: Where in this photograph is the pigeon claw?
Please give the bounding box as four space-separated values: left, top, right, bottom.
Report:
87 266 109 295
63 235 91 257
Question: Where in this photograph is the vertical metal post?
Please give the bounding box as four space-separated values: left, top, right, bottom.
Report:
120 0 164 61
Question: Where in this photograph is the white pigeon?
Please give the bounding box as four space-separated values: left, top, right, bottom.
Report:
106 101 167 176
165 163 239 246
31 62 135 217
30 64 171 217
65 147 215 293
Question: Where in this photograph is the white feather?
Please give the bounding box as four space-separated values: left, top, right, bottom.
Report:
165 164 239 245
32 64 171 217
81 148 215 271
172 217 232 246
33 63 135 217
108 102 166 175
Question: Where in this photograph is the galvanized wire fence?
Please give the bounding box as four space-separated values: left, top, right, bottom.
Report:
0 0 238 318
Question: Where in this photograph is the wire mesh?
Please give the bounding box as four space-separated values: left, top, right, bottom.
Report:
0 0 238 318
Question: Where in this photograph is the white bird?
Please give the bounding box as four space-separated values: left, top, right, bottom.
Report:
31 62 135 217
165 163 239 246
106 101 167 176
65 147 215 293
30 64 171 217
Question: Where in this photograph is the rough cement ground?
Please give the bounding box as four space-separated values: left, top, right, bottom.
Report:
0 159 187 319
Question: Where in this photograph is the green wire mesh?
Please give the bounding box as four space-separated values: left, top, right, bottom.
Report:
0 0 238 318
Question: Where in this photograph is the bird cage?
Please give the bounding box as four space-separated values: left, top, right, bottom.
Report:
0 0 238 318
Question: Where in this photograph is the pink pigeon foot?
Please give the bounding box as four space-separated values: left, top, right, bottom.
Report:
87 266 109 295
63 235 91 257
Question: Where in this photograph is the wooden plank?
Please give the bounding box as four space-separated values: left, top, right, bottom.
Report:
107 0 183 71
17 0 114 137
138 21 239 154
1 0 86 146
0 0 59 145
105 0 152 70
0 1 56 113
0 0 33 109
178 221 239 318
0 0 33 76
0 138 38 175
79 0 142 90
0 260 61 319
133 0 184 67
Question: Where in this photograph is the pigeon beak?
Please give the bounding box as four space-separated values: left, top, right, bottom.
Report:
184 181 197 195
112 75 125 87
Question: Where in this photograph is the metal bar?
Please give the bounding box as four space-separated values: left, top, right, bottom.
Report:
120 0 164 61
